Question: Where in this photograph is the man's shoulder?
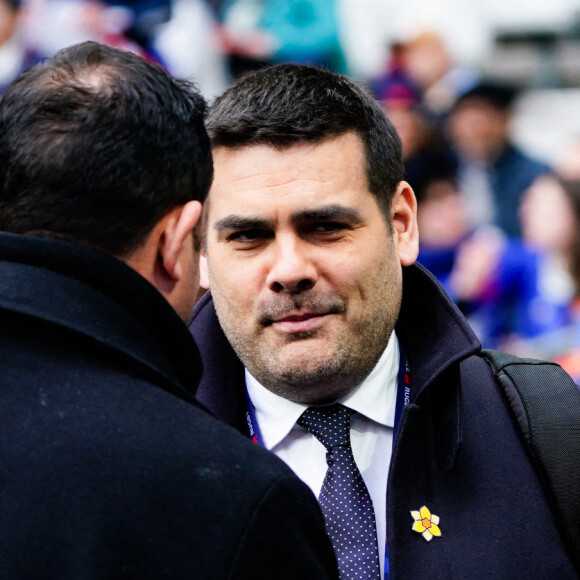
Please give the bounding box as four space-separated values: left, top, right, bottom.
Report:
178 395 308 481
0 310 313 512
0 233 203 400
0 324 337 578
471 348 580 573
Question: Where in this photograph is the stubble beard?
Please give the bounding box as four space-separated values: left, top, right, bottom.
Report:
213 288 401 405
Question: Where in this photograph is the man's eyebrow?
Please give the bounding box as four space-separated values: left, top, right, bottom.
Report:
292 205 363 224
213 215 272 232
213 205 363 233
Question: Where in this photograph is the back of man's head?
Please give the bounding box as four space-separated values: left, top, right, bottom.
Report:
0 41 213 257
207 63 403 219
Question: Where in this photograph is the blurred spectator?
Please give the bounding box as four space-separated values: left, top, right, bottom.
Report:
261 0 346 70
219 0 346 79
506 175 580 365
370 48 457 207
415 155 580 352
110 0 172 59
415 151 469 289
335 0 491 83
456 175 576 349
154 0 228 98
0 0 45 95
412 151 508 334
400 29 478 117
27 0 152 60
369 41 422 112
217 0 275 79
446 81 551 238
444 174 580 351
369 43 424 163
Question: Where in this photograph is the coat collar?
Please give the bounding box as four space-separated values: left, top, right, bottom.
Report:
397 262 480 404
396 263 481 472
191 290 248 431
0 232 201 403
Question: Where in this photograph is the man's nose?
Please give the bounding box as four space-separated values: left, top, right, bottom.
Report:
266 238 317 294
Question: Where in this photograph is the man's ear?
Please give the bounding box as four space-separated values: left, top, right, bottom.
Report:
161 200 203 281
391 181 419 267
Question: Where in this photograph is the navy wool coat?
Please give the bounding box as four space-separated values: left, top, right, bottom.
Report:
190 262 578 579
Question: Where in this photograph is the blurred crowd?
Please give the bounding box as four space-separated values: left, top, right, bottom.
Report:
371 33 580 382
4 0 580 377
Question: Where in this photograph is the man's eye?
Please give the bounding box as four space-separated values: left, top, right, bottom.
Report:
228 229 271 242
310 222 347 233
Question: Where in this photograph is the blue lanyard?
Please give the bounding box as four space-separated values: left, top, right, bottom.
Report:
245 388 265 446
245 347 411 579
393 346 411 437
385 346 410 579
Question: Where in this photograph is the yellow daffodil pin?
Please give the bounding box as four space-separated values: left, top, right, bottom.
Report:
411 506 442 542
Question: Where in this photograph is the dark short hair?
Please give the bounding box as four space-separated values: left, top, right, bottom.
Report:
207 63 403 219
0 41 213 256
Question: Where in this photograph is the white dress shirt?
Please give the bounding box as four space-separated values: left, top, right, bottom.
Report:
246 333 400 580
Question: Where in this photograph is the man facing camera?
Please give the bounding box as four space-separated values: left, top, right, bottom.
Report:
190 64 579 579
0 42 337 579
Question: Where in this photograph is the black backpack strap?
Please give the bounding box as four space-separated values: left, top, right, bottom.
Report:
481 348 580 575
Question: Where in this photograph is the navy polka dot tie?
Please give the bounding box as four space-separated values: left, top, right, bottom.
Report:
298 404 381 580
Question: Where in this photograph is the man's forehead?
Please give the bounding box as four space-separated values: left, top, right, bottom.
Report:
212 139 365 185
210 133 365 178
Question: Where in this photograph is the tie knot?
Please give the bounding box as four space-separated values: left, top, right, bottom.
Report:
298 404 352 451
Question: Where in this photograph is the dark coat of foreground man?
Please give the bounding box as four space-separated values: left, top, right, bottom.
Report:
0 234 336 579
0 42 337 579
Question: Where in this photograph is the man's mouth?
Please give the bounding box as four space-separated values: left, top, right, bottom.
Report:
275 311 324 322
259 295 345 330
270 311 329 333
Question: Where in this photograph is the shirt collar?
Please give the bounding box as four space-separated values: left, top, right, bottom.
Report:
246 332 400 451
